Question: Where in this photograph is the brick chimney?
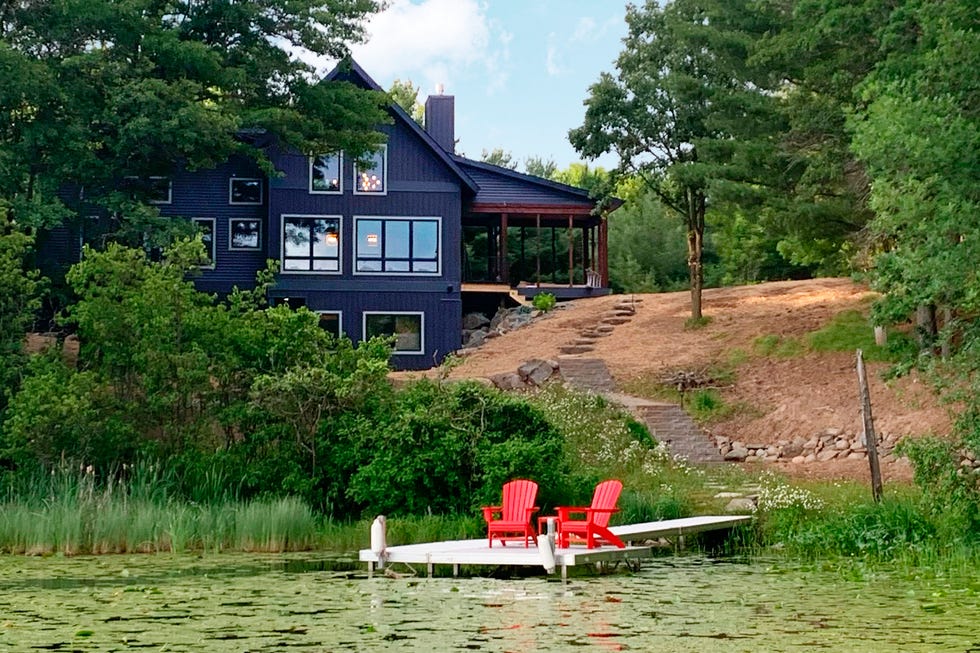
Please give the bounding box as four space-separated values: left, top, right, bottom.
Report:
424 84 455 153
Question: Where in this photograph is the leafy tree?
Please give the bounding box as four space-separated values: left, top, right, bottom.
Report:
524 156 558 180
0 0 388 231
480 148 517 170
851 0 979 458
0 214 45 416
571 0 772 319
388 78 425 124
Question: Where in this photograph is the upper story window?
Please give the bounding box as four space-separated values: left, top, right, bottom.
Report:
229 218 261 251
354 216 440 275
229 178 262 205
282 214 341 273
192 217 215 268
141 176 172 204
310 153 342 193
354 146 387 194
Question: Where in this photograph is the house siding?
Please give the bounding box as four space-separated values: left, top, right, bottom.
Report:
157 157 268 294
266 122 464 366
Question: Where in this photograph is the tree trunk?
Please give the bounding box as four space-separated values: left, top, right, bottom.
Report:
915 303 937 354
686 188 705 320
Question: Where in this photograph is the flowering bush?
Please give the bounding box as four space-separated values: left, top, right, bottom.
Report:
754 471 824 513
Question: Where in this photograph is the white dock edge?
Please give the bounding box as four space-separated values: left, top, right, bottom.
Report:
359 515 751 579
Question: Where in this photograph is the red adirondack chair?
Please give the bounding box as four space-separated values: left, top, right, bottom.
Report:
481 479 540 548
556 479 626 549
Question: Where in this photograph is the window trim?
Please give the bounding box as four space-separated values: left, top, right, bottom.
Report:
147 176 172 205
309 153 343 194
228 217 262 251
317 311 343 339
353 215 441 276
191 217 216 269
353 145 388 196
228 177 263 205
363 311 425 355
280 213 343 275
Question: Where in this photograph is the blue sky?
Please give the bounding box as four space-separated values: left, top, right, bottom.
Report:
319 0 628 171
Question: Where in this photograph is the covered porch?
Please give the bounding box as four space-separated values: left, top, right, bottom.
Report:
461 205 609 300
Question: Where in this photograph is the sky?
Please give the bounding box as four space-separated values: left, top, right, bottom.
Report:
316 0 628 171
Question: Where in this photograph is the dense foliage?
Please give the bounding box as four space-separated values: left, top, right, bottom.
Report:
0 0 388 235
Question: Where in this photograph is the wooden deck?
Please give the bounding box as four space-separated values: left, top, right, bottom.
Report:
359 515 751 580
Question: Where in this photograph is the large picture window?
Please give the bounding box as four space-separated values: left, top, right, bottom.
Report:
364 312 423 354
192 217 215 268
282 215 340 273
229 178 262 205
355 217 439 274
354 147 386 194
310 153 342 193
229 218 261 250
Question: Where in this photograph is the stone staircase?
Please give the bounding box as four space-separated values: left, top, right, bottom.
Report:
549 296 722 464
628 401 725 463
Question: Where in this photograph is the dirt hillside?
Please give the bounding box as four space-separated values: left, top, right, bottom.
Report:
425 278 953 480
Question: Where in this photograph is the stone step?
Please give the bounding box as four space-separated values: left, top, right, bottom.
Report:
631 403 724 463
600 316 631 325
559 344 594 355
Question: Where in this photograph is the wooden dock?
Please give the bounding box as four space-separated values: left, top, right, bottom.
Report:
359 515 751 580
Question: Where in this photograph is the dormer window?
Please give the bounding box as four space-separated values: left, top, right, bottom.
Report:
310 153 342 193
354 146 386 194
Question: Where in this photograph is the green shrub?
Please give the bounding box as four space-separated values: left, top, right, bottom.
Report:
344 380 571 517
532 292 557 312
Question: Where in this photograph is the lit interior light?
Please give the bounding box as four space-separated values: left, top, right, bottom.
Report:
325 232 338 246
366 233 379 246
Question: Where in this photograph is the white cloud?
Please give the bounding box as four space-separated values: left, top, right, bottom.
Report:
545 33 563 76
571 17 596 43
342 0 508 96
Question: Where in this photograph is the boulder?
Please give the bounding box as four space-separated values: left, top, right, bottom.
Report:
489 372 526 391
518 359 557 386
462 312 490 330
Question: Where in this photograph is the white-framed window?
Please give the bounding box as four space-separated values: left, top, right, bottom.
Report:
229 177 262 205
353 146 387 195
192 217 216 268
281 214 341 273
310 153 342 193
354 216 440 275
148 176 172 204
363 311 424 354
317 311 343 339
228 218 261 251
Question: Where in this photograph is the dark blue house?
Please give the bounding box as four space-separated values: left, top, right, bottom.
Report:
49 60 613 370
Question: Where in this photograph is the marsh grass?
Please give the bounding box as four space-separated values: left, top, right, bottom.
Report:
0 464 324 554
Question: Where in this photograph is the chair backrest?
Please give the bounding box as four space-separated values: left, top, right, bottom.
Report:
589 480 623 527
501 479 538 521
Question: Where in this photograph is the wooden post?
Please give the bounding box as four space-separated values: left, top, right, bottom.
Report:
567 214 574 287
856 349 883 502
535 214 541 287
500 213 509 284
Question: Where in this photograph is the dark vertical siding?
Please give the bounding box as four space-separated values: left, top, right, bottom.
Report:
265 120 465 367
158 156 268 294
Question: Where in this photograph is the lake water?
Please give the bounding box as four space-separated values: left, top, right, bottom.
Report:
1 552 978 651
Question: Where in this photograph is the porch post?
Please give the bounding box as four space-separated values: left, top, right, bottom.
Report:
535 213 542 287
500 213 509 285
520 226 526 284
567 214 574 287
599 215 609 288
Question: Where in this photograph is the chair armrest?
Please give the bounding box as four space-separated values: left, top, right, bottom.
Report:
556 505 588 520
481 506 502 523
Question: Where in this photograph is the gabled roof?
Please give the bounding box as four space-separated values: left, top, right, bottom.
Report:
324 58 478 195
453 156 599 215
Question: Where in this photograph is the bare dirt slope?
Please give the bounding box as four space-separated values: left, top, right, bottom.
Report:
429 278 952 479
